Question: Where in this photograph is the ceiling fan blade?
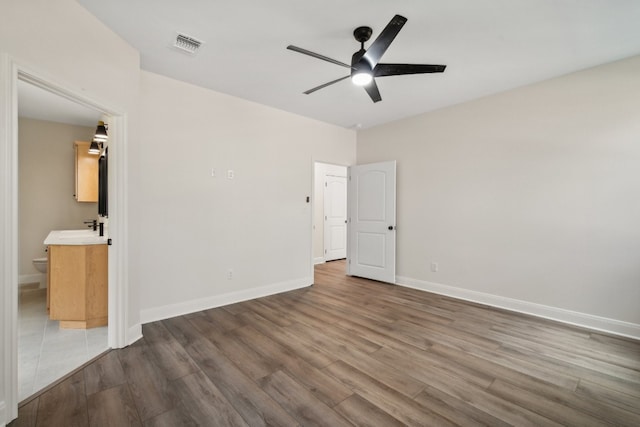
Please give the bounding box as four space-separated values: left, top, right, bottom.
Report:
362 15 407 68
303 75 350 95
287 45 353 69
375 63 446 77
363 79 382 103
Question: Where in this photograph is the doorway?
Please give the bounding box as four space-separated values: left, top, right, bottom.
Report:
313 162 348 265
17 79 109 401
312 160 397 284
1 56 129 422
324 174 348 261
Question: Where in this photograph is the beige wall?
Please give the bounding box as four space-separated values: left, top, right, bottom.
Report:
136 71 356 320
357 55 640 327
0 0 140 112
18 118 97 280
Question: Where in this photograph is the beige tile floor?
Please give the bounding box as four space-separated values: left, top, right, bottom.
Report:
18 287 108 402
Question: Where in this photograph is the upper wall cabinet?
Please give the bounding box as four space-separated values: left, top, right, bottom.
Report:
74 141 98 202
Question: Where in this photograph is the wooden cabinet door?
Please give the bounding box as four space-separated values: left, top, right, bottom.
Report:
48 244 108 328
49 245 86 321
75 141 98 202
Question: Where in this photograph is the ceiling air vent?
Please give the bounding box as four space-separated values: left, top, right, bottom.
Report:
174 33 203 54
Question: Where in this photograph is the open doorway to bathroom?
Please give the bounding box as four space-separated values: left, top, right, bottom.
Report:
16 80 109 402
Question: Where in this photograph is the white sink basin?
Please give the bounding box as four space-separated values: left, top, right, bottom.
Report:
57 229 97 238
44 229 108 245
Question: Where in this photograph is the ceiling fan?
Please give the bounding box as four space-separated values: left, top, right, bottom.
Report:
287 14 446 103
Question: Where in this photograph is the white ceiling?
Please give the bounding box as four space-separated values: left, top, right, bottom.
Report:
47 1 640 128
18 80 102 127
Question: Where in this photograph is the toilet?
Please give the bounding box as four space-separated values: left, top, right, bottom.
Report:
32 257 48 288
33 257 48 274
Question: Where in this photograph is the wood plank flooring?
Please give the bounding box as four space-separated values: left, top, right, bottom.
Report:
10 260 640 426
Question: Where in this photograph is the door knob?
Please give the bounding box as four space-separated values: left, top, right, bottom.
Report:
388 226 394 230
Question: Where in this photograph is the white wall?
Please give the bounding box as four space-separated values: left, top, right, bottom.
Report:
313 162 348 262
18 118 97 280
136 71 355 322
0 0 139 109
358 56 640 335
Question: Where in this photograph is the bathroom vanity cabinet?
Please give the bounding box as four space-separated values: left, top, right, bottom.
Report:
74 141 98 202
47 243 108 329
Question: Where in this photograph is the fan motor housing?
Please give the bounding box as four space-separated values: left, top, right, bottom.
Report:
353 26 373 43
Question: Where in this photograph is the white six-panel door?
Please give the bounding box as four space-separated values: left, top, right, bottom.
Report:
324 175 347 261
347 161 396 283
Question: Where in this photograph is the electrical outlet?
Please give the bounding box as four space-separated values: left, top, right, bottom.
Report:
227 170 234 179
430 262 439 272
227 269 233 279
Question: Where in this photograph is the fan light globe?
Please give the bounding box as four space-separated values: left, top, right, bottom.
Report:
351 72 373 86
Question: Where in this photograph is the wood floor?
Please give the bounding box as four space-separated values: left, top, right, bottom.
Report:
10 260 640 426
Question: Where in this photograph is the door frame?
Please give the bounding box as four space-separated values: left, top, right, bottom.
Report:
1 54 130 421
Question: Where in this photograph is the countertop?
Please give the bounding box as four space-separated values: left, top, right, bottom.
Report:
44 229 108 245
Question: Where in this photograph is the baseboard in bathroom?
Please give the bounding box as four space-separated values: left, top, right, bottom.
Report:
19 288 46 305
19 282 39 290
19 273 46 288
19 274 42 285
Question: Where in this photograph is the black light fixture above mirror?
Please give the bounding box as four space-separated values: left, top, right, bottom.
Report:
89 121 108 155
94 121 108 141
88 138 101 155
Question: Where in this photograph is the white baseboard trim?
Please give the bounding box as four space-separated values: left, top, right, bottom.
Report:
314 257 326 265
396 275 640 341
19 273 44 287
140 277 313 325
0 400 6 427
127 324 142 346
